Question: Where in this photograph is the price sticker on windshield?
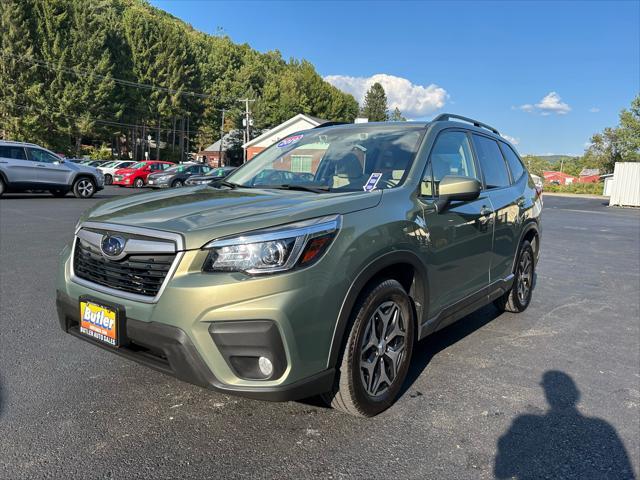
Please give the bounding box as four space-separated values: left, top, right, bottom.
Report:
363 172 382 192
277 134 303 148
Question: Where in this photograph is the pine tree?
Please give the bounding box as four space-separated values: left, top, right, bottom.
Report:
0 0 46 143
360 82 388 122
390 107 406 121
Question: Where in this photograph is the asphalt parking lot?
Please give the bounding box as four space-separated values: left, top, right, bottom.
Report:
1 188 638 479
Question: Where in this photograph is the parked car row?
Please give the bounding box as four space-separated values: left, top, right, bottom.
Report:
0 139 238 198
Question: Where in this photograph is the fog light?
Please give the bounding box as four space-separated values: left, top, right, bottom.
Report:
258 356 273 377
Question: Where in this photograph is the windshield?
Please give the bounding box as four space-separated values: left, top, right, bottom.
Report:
163 165 191 174
129 162 147 169
206 167 232 177
227 125 424 192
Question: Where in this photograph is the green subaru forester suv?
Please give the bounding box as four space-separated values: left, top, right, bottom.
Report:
57 114 541 417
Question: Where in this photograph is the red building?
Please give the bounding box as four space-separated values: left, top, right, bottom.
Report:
543 171 577 185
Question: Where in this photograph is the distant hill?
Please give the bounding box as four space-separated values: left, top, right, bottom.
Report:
522 154 579 164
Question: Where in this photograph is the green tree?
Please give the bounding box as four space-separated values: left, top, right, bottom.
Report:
360 82 388 121
390 107 406 121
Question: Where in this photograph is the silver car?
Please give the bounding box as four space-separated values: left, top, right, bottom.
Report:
0 141 104 198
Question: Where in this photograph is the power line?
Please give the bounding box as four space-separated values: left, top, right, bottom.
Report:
1 51 221 101
1 101 195 136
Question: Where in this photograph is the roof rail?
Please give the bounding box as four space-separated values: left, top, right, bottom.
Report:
432 113 500 135
0 139 38 147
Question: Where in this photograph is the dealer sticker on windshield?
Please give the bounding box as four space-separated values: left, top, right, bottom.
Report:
277 134 303 148
363 172 382 192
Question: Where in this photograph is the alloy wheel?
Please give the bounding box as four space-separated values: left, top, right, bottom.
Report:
517 250 533 304
360 300 407 397
77 179 94 197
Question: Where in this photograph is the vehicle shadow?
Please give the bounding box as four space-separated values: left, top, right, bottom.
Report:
398 303 502 398
494 371 636 479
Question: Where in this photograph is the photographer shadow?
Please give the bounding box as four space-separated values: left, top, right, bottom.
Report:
495 371 636 479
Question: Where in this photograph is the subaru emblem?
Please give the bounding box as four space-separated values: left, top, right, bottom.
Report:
101 234 126 257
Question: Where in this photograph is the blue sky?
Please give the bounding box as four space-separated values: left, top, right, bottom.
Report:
151 0 639 156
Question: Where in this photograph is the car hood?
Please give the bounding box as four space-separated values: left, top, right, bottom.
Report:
66 161 99 175
81 186 382 249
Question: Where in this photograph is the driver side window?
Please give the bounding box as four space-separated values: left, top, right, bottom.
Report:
28 148 60 164
422 131 477 197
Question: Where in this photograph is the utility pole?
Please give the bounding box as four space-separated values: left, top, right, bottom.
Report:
218 108 226 167
186 113 190 162
156 115 161 161
237 98 255 163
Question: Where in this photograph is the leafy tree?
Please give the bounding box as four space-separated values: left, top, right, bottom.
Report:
583 94 640 172
360 82 388 121
390 107 406 121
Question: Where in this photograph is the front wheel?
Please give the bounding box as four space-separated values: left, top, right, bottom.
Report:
0 177 5 197
72 177 96 199
494 240 535 313
323 279 415 417
172 179 183 188
104 174 113 185
133 177 145 188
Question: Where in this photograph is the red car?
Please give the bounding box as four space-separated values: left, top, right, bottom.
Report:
112 160 175 188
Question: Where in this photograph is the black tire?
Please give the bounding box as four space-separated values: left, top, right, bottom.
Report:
494 240 535 313
133 177 145 188
172 179 183 188
323 279 415 417
72 177 96 199
0 177 5 197
104 174 113 185
50 189 68 198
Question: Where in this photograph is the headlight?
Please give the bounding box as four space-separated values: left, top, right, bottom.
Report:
202 215 341 274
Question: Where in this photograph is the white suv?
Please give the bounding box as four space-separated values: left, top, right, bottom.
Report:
0 141 104 198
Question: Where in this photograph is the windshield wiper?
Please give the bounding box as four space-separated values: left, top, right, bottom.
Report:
211 180 242 189
268 184 332 194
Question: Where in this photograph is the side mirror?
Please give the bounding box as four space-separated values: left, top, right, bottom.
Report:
435 175 481 212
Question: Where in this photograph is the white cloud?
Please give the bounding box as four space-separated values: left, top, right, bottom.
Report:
324 73 447 117
518 91 571 115
589 107 600 113
501 134 520 145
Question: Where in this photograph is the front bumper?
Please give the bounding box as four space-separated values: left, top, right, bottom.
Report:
55 230 351 401
56 290 334 401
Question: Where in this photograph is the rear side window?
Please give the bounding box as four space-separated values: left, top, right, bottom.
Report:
472 134 510 189
0 145 27 160
500 142 525 181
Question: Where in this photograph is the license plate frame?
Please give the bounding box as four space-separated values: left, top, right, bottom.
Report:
78 296 126 348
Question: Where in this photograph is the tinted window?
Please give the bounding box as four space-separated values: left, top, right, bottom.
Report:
422 131 477 197
472 135 510 189
28 148 60 164
0 145 27 160
500 143 525 181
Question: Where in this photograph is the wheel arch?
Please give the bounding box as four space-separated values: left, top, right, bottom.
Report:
513 220 540 272
327 250 429 369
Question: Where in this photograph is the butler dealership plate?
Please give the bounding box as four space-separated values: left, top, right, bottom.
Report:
79 300 119 347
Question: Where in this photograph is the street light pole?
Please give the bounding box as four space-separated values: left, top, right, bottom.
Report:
237 98 255 163
219 108 225 167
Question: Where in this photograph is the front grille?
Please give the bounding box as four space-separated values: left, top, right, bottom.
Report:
73 238 176 297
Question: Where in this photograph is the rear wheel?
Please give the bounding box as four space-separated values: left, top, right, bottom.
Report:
104 174 113 185
72 177 96 199
494 240 535 313
133 177 145 188
50 189 68 198
0 177 5 197
323 279 415 417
